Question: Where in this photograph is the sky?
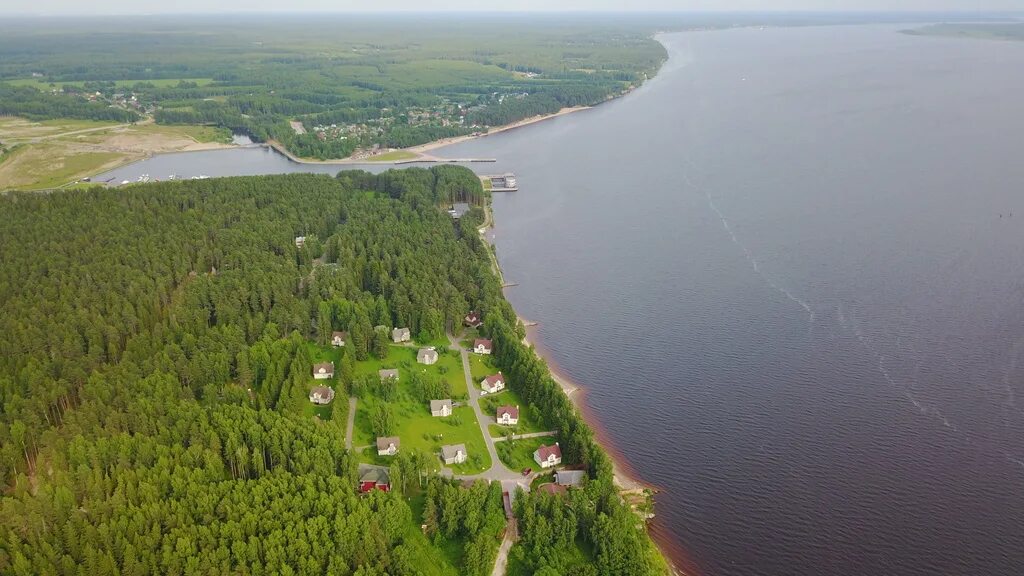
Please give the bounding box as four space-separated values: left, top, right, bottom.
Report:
2 1 1020 16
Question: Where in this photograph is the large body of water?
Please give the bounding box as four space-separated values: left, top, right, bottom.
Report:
102 25 1024 576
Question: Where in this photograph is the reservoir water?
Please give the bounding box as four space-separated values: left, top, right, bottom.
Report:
101 25 1024 576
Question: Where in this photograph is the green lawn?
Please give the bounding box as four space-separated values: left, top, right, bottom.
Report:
495 436 554 473
468 352 498 384
480 388 547 435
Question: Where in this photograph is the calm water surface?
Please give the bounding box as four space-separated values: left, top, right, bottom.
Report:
103 25 1024 576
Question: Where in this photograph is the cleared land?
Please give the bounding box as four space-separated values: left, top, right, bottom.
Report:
0 117 233 190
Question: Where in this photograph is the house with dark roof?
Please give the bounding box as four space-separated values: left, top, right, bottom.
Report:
496 405 519 425
309 385 335 405
359 468 391 493
331 331 347 347
464 311 482 328
312 362 335 380
473 339 492 354
534 442 562 469
430 399 453 417
539 483 567 496
481 372 505 394
376 437 400 456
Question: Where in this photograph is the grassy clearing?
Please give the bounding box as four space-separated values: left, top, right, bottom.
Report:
0 142 122 190
0 117 119 141
365 149 419 162
468 352 498 384
341 343 489 473
495 436 553 473
480 387 547 435
132 123 233 143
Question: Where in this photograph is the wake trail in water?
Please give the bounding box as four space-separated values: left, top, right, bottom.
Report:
681 166 815 324
846 308 959 432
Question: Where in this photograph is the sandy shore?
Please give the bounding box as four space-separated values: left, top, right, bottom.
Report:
406 106 591 154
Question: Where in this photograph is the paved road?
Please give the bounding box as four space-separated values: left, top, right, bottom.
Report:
345 396 357 450
492 430 558 442
447 333 527 485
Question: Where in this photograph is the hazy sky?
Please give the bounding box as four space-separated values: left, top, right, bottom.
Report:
3 0 1020 16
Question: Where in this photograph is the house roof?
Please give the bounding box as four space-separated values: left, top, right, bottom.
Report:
376 436 400 450
497 405 519 419
465 311 481 322
313 362 334 374
474 338 492 350
379 368 399 380
539 483 567 496
535 443 561 461
360 468 390 485
555 470 585 486
392 327 410 337
310 385 333 398
332 331 347 339
441 444 467 460
417 348 438 361
483 373 504 386
430 399 452 411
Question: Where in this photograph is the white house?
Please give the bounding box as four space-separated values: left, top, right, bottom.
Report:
331 331 347 347
417 347 438 365
313 362 335 380
392 327 411 343
533 443 562 469
441 444 468 465
496 405 519 425
473 338 492 354
430 399 453 417
376 437 400 456
481 372 505 394
309 385 335 405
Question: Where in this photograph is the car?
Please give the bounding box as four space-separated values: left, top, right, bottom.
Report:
479 390 488 396
522 467 532 476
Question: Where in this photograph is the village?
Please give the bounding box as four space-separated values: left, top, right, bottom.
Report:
302 308 583 515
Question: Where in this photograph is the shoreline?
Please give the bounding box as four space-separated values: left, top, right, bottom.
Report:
482 205 690 576
266 106 592 165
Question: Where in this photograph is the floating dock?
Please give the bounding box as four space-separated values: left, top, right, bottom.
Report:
483 172 518 192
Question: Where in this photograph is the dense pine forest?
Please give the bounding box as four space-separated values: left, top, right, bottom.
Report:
0 168 665 575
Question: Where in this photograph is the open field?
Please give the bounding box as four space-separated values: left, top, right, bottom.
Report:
0 116 234 190
495 436 553 473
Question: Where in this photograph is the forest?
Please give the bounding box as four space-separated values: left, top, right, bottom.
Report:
0 167 665 575
0 15 667 160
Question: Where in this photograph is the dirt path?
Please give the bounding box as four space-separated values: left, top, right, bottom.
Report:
345 396 357 450
492 431 557 442
490 519 518 576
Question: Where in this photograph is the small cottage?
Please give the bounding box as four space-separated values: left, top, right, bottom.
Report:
359 468 391 493
294 236 306 248
534 443 562 469
392 327 411 343
481 372 505 394
496 405 519 425
430 399 453 417
379 368 400 382
331 331 347 347
473 339 492 354
441 444 468 465
417 347 439 365
464 311 482 328
376 437 400 456
312 362 335 380
309 385 335 405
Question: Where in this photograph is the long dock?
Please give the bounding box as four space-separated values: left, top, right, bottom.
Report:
394 157 496 164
